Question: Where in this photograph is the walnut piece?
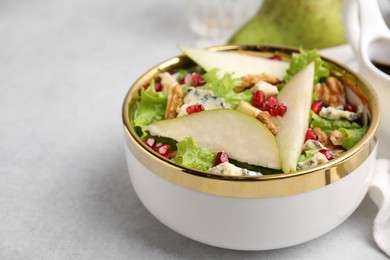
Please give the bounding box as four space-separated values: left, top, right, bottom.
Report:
313 127 335 150
158 72 184 119
160 72 178 93
327 77 346 107
256 111 278 136
165 84 184 119
314 77 346 107
329 130 346 146
234 73 278 93
313 127 345 153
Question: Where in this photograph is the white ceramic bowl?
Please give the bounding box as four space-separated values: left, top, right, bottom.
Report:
122 45 380 250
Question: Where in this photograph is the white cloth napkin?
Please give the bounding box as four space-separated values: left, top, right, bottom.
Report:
369 159 390 257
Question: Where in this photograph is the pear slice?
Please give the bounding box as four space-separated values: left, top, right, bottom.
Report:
276 62 315 173
146 109 281 169
179 46 289 79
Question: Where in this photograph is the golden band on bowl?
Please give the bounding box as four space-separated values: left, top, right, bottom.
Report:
122 45 380 199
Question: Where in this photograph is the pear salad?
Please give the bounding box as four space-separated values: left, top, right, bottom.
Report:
129 47 368 176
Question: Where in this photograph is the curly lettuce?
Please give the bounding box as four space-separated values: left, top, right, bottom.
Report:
309 112 362 134
282 49 330 87
201 69 251 108
133 80 167 138
339 126 368 150
172 136 216 171
309 112 367 150
298 149 320 162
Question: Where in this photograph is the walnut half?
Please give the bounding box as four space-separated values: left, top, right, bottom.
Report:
159 72 184 119
165 84 183 119
234 73 278 93
313 77 346 107
256 111 278 136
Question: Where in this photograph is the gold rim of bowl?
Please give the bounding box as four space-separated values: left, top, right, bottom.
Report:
122 45 381 199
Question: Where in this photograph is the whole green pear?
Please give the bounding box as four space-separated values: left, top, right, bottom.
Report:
228 0 346 49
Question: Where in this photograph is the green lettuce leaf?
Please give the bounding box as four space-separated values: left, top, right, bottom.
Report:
309 112 361 135
298 149 320 162
172 136 216 171
339 126 368 150
201 69 251 108
283 49 330 86
133 80 167 138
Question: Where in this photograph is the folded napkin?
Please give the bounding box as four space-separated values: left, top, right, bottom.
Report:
369 159 390 257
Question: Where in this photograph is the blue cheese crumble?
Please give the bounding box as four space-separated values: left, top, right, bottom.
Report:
303 139 327 150
297 152 329 169
177 87 226 117
319 106 360 121
209 162 262 176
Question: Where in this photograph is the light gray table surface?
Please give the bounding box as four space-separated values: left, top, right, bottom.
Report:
1 0 388 259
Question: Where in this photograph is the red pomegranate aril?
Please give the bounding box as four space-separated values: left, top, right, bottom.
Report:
276 103 287 116
319 149 337 160
311 101 323 114
261 102 271 112
215 151 229 165
191 72 206 86
252 90 265 109
154 144 170 157
344 103 357 113
144 137 156 148
167 151 177 159
186 104 204 114
269 54 282 61
180 74 192 84
154 82 162 92
269 106 278 117
273 79 282 86
304 128 318 142
269 104 287 117
266 95 279 107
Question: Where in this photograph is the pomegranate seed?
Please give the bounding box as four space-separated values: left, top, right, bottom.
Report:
269 54 282 61
269 104 287 117
154 144 170 157
154 82 162 92
319 149 337 160
167 151 177 159
273 79 282 85
266 95 279 107
276 103 287 116
186 104 204 114
304 128 318 142
269 106 278 116
311 101 323 114
215 151 229 165
344 103 357 113
261 102 271 112
180 74 192 84
144 137 156 148
252 91 265 109
191 72 206 86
